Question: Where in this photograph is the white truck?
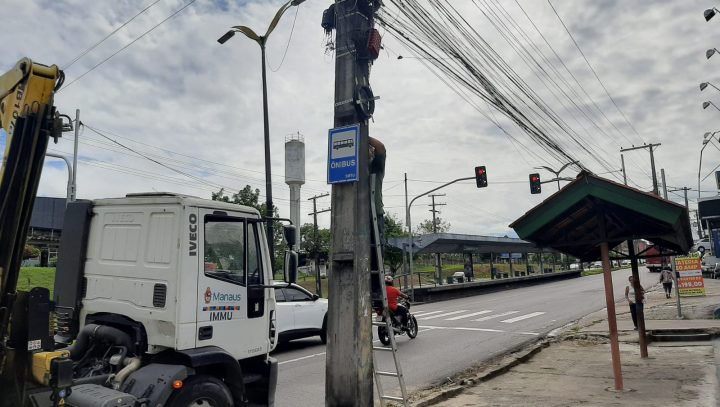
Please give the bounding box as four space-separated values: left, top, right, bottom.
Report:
10 193 297 407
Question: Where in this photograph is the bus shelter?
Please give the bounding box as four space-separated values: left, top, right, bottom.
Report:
509 171 692 390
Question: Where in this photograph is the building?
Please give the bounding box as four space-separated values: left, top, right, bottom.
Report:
26 197 66 266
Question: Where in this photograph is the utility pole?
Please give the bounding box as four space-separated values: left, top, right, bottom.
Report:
71 109 79 201
620 143 661 195
308 193 330 297
661 169 668 199
621 154 627 185
428 194 446 285
326 1 378 405
404 172 410 291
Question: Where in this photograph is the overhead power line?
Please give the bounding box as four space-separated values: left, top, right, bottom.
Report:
62 0 163 69
61 0 198 91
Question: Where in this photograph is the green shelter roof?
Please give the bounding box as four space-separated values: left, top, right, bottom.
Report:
509 171 693 261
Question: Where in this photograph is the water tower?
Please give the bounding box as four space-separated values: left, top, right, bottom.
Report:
285 133 305 229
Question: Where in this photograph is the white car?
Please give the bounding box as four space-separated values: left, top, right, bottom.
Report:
273 283 328 344
694 238 711 254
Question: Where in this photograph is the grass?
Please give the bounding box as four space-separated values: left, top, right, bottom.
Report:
17 267 56 297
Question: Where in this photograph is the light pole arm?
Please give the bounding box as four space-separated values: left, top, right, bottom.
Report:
46 153 73 203
405 176 475 289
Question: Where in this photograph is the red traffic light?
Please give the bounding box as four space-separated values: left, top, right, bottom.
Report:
475 166 488 188
529 173 541 194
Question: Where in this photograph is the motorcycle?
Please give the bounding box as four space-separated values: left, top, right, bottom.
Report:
375 297 418 346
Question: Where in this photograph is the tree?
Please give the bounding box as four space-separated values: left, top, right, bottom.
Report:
299 223 330 255
23 244 40 260
383 213 407 274
212 187 286 271
415 217 451 234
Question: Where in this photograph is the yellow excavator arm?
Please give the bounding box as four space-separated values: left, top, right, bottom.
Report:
0 58 64 383
0 58 63 178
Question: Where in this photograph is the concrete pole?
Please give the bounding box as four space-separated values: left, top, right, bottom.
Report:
71 109 79 201
601 242 624 390
661 169 668 199
326 1 373 404
650 144 659 196
429 194 446 284
621 153 627 185
627 240 648 358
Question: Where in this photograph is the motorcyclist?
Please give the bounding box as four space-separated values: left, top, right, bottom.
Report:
385 275 409 329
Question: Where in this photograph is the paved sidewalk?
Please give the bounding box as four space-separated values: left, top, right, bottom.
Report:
416 274 720 407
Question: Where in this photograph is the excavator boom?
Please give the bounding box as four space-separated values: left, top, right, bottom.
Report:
0 58 63 368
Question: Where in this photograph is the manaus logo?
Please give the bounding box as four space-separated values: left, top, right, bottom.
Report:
204 287 212 304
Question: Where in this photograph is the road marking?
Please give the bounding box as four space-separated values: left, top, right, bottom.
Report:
419 310 469 320
420 325 540 336
412 310 445 318
473 311 519 322
445 310 493 321
500 312 546 323
278 352 326 365
421 325 504 333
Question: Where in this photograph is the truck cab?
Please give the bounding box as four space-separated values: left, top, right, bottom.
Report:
36 192 297 406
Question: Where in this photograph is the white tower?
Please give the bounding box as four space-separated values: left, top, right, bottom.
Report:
285 133 305 229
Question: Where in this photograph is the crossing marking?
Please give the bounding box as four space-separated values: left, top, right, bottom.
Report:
412 310 445 318
500 312 545 323
419 326 539 336
473 311 519 322
419 310 469 320
445 310 493 321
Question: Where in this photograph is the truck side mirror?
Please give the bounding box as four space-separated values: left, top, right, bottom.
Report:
283 224 297 247
284 251 298 284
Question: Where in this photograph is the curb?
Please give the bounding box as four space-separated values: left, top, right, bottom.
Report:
411 341 548 407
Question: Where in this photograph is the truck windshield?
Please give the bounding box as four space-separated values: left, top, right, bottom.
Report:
204 220 246 285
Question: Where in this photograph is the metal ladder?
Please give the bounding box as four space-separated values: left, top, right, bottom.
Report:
370 174 409 407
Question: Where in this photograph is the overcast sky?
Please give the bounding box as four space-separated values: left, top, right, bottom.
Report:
2 0 716 238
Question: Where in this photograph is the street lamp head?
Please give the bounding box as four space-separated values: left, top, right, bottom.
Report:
704 131 712 139
707 48 717 59
291 0 307 5
217 30 235 44
704 101 712 109
706 8 717 22
701 82 709 91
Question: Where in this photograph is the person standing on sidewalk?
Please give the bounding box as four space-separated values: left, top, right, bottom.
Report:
625 275 645 330
659 267 673 298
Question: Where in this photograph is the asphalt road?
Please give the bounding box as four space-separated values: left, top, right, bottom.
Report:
272 267 653 406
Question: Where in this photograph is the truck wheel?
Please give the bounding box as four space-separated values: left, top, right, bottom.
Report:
167 375 233 407
320 315 328 344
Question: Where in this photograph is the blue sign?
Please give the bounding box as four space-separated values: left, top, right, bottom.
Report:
327 124 359 184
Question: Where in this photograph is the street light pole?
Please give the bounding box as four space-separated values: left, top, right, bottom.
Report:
218 0 305 268
534 160 578 191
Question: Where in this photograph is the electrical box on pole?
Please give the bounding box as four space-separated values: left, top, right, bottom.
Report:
530 173 542 194
475 166 487 188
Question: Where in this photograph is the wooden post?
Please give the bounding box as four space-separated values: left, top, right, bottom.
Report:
601 242 623 390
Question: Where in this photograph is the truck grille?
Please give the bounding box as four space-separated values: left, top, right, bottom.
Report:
153 284 167 308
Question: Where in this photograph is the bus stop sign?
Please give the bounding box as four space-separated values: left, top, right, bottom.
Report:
327 124 359 184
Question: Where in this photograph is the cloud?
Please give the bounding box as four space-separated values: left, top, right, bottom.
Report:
2 0 711 238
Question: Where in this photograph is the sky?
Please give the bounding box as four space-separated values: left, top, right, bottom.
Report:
2 0 717 238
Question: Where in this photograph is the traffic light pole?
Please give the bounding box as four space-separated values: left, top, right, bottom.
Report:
406 177 474 293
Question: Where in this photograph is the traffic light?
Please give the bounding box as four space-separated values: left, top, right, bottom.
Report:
475 166 488 188
529 173 541 194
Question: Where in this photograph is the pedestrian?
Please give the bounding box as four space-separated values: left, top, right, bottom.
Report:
625 275 645 330
659 267 673 299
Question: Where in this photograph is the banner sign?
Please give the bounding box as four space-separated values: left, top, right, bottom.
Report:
674 256 705 297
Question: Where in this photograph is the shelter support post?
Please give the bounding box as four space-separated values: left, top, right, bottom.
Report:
627 240 648 358
489 253 494 279
601 242 624 390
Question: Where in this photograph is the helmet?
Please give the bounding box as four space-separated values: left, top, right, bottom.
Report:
384 275 393 284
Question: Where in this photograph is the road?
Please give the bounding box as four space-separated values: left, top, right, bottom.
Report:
273 267 653 406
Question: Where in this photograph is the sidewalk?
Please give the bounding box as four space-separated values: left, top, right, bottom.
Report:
415 275 720 407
